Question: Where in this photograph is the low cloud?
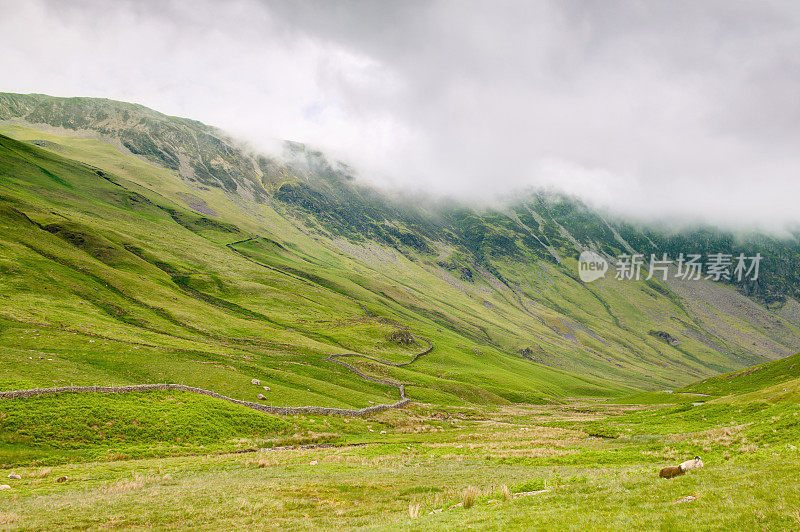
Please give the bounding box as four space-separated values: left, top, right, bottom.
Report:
1 0 799 228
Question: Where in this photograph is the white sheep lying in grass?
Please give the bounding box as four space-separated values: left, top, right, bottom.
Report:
680 456 704 471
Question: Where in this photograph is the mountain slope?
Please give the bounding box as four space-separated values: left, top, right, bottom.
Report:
0 131 619 407
2 92 800 403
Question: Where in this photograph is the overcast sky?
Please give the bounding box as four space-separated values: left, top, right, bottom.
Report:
1 0 799 228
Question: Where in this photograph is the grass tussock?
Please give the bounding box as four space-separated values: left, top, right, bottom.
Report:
461 486 480 509
641 446 682 461
26 467 51 478
102 473 162 495
688 425 746 448
0 513 19 525
741 443 759 453
247 454 279 468
408 502 420 519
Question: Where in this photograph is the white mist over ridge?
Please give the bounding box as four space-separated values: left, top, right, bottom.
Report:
2 0 800 228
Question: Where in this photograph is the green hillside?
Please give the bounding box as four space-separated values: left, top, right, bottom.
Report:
1 91 800 408
0 130 618 411
680 351 800 401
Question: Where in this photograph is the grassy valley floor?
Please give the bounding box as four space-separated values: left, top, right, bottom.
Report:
1 389 799 530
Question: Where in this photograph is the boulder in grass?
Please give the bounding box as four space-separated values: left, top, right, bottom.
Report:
56 476 68 483
8 474 21 479
257 394 266 400
263 386 271 392
0 485 11 490
251 378 261 386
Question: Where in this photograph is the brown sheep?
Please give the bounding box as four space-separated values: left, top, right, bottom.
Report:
659 465 684 479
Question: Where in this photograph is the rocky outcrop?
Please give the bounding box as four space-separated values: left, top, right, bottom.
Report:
649 330 679 345
387 329 416 346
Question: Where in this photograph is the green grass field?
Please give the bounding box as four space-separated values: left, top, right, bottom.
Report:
1 383 799 530
2 351 800 529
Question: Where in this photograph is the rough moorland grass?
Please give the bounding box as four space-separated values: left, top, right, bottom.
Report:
0 399 798 530
0 391 291 465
